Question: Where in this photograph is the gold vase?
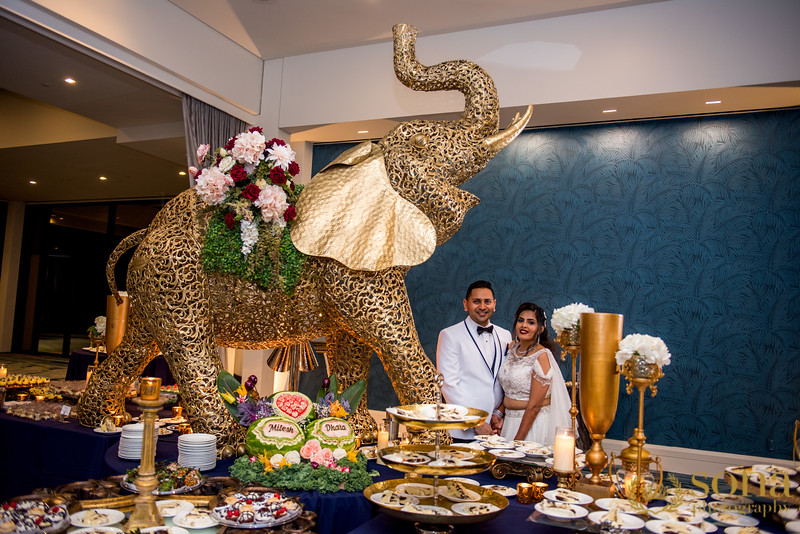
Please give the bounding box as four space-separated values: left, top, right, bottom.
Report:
579 312 623 484
106 293 130 355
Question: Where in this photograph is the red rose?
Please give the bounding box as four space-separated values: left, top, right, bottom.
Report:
283 205 297 222
224 136 236 150
248 126 263 134
269 137 286 147
225 212 236 229
230 164 247 182
270 167 286 185
288 161 300 176
242 184 260 201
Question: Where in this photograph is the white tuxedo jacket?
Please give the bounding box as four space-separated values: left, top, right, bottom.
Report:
436 316 512 439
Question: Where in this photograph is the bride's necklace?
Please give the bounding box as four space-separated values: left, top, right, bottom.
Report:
514 343 538 357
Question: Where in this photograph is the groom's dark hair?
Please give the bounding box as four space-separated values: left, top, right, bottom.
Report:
465 280 494 300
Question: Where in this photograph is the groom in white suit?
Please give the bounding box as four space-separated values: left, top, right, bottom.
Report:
437 280 512 441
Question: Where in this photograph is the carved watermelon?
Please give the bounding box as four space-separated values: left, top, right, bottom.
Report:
306 417 356 451
271 391 314 421
245 416 305 457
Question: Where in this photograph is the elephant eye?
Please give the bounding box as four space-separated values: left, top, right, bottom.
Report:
409 134 429 150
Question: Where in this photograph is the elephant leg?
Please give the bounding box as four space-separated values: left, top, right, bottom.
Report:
134 236 245 454
325 330 378 441
77 309 158 427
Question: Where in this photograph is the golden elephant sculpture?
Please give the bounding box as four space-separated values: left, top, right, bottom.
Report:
77 23 532 451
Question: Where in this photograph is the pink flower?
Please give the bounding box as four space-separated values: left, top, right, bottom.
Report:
254 185 288 227
195 167 233 205
188 166 199 177
232 131 266 165
267 144 295 171
196 144 210 164
300 439 322 460
311 447 334 467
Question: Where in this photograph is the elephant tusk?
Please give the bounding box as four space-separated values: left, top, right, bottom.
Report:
482 105 533 155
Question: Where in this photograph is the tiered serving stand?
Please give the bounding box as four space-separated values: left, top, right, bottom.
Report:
364 401 509 531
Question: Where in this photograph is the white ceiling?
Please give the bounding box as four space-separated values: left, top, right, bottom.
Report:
1 0 798 204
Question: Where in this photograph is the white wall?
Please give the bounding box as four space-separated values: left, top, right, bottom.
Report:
2 0 799 131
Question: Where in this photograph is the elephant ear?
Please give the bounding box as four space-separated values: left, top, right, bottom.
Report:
290 142 437 271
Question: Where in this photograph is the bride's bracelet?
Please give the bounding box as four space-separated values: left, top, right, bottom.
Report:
492 409 504 419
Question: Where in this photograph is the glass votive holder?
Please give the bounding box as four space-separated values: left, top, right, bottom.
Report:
532 482 549 503
34 395 45 402
0 364 7 379
139 377 161 400
16 392 29 402
517 482 534 504
177 423 192 434
171 406 183 418
112 414 125 427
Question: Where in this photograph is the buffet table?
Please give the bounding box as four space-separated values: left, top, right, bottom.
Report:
0 411 120 500
0 402 173 501
65 349 175 384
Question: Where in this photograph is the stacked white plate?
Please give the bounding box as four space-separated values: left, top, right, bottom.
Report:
118 423 158 460
178 433 216 471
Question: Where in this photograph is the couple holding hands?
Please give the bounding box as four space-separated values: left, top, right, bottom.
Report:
436 280 572 444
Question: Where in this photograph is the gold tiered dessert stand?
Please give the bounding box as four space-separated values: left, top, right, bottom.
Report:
364 393 509 530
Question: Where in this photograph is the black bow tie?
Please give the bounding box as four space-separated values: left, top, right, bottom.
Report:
477 325 494 335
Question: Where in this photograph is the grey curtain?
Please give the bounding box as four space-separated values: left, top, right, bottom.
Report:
182 94 249 185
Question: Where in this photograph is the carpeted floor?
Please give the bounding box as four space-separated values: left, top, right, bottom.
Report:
0 353 69 380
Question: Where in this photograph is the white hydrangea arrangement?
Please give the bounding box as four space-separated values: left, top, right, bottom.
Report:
551 303 595 335
615 334 671 368
88 315 106 337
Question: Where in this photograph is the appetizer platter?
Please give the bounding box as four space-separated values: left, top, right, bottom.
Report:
209 489 302 528
122 462 203 495
378 445 495 476
363 479 508 525
0 500 70 533
386 403 487 430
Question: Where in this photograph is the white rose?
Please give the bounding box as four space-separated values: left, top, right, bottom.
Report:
218 155 235 173
332 448 347 460
284 450 301 464
269 453 285 467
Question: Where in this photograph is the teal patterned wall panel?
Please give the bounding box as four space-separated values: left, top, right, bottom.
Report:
312 109 800 459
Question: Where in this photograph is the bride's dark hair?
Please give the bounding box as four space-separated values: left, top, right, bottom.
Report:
513 302 558 353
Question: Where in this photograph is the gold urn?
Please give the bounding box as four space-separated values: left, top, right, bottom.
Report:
579 312 623 484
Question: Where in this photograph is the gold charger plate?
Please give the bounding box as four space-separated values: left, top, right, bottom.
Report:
378 445 495 476
364 478 508 525
387 404 489 430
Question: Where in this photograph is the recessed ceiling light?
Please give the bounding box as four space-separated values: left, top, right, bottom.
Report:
357 130 369 134
602 109 617 113
29 180 37 185
706 100 722 105
64 77 76 84
99 176 107 181
178 171 187 176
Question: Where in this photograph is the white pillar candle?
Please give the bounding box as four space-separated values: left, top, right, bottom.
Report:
0 365 7 379
377 429 389 450
553 426 575 471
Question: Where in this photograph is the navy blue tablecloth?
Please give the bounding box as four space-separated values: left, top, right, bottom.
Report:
66 349 175 385
0 401 173 501
0 411 120 500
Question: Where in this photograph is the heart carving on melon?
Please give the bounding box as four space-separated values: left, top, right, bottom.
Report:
271 391 315 421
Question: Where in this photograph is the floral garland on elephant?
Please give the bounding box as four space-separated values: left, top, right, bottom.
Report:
191 128 306 295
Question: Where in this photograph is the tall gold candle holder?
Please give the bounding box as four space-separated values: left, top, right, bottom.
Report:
125 378 165 532
578 312 623 486
557 329 580 434
613 354 664 503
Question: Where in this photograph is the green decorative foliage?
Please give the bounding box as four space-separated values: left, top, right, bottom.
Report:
229 453 378 494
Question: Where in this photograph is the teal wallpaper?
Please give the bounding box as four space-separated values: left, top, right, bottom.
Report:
312 109 800 459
